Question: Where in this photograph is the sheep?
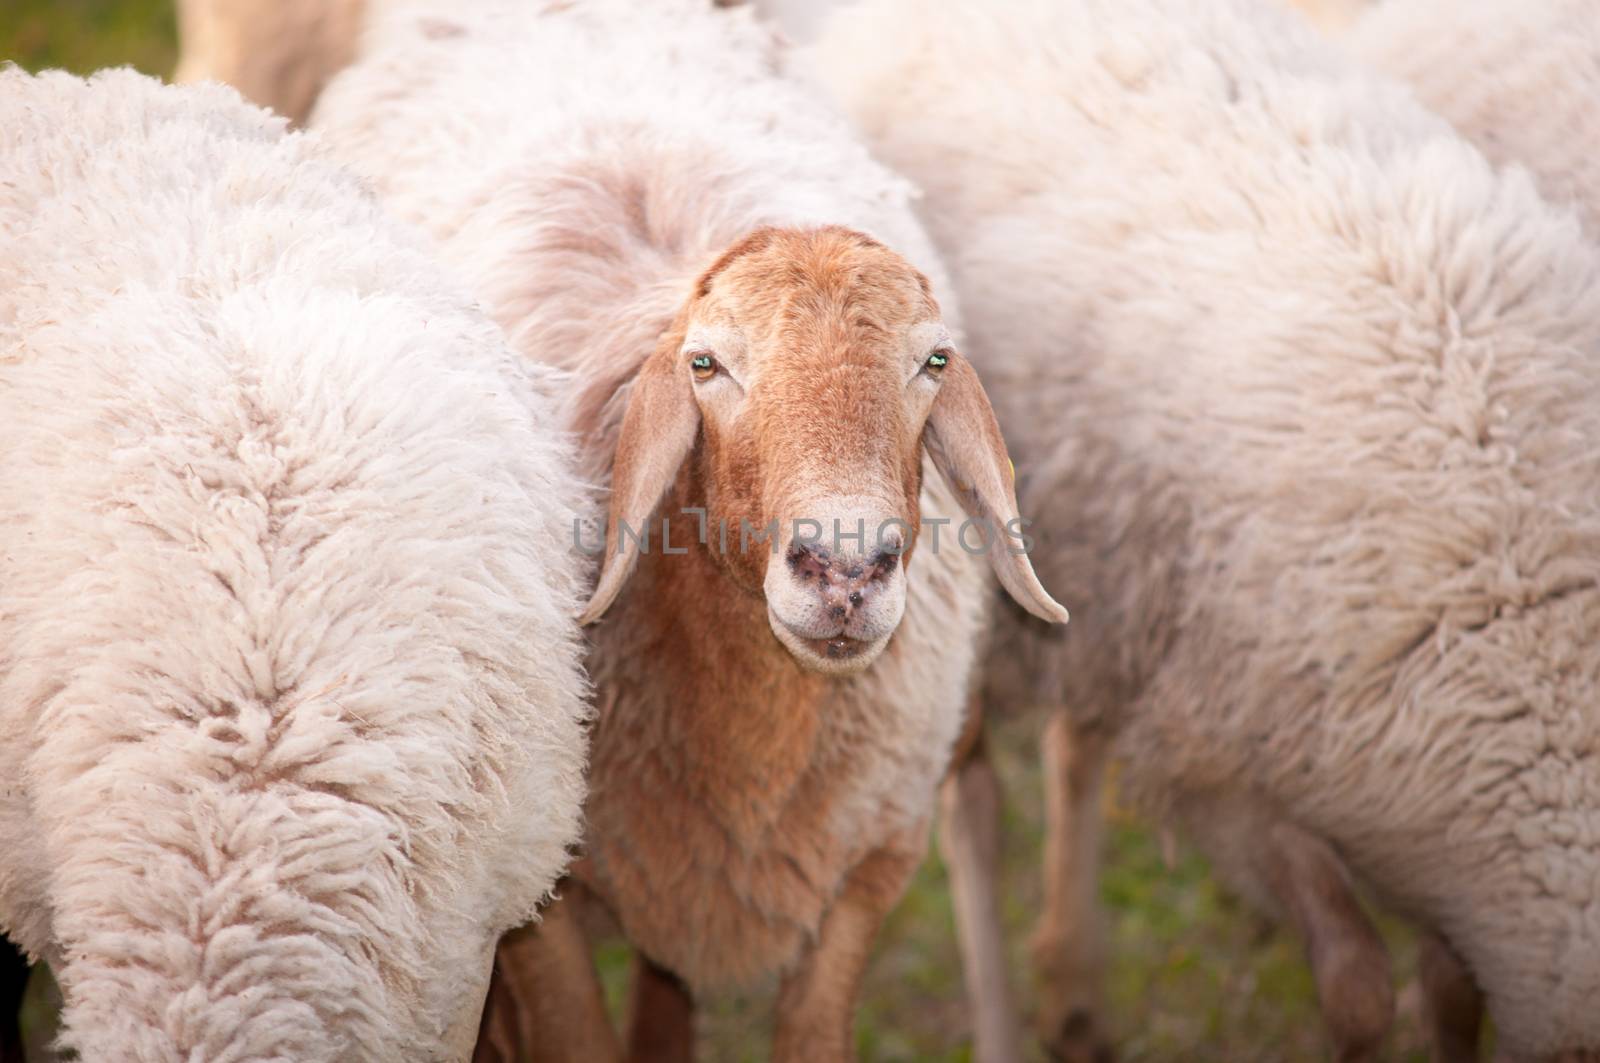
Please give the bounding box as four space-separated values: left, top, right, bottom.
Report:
0 66 591 1061
807 1 1600 1060
1348 0 1600 237
1341 0 1600 1048
174 0 366 124
309 1 1069 1057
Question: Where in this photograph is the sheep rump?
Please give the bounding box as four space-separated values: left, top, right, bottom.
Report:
0 67 590 1061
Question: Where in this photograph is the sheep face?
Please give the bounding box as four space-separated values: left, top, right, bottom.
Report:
579 226 1067 673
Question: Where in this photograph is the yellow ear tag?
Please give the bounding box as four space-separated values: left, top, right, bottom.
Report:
1008 458 1016 483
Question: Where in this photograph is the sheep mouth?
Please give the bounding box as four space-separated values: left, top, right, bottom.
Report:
801 634 872 661
766 607 891 676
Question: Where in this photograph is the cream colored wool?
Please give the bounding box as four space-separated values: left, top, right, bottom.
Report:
1350 0 1600 236
312 0 992 996
741 0 834 45
744 0 1379 47
0 67 591 1062
811 0 1600 1055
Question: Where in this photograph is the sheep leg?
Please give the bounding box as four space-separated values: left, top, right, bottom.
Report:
771 833 925 1063
1418 930 1483 1063
473 883 622 1063
0 937 25 1063
939 702 1024 1063
1257 822 1393 1063
626 955 694 1063
1031 713 1114 1063
474 943 529 1063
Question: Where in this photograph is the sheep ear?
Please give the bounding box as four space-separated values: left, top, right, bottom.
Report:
578 345 700 625
924 353 1070 625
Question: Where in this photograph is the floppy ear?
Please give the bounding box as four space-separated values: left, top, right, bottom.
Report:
577 343 700 625
924 353 1070 624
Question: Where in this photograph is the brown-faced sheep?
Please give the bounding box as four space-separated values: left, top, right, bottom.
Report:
310 1 1067 1058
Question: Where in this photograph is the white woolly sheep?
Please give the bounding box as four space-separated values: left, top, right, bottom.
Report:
0 66 591 1062
310 1 1068 1058
809 1 1600 1060
1349 0 1600 237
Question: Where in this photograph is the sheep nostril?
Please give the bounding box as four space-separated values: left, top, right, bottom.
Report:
788 543 831 579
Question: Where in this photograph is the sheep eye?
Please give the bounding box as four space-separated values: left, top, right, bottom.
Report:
690 354 718 381
925 350 950 375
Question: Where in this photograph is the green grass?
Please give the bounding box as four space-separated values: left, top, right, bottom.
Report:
1 0 176 77
1 5 1438 1060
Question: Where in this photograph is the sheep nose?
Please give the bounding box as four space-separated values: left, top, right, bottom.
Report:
785 542 901 621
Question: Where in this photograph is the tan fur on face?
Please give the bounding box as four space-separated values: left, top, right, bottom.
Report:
573 220 1065 680
685 226 936 590
577 222 1065 650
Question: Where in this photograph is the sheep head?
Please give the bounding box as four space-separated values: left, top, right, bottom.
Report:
580 225 1067 674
